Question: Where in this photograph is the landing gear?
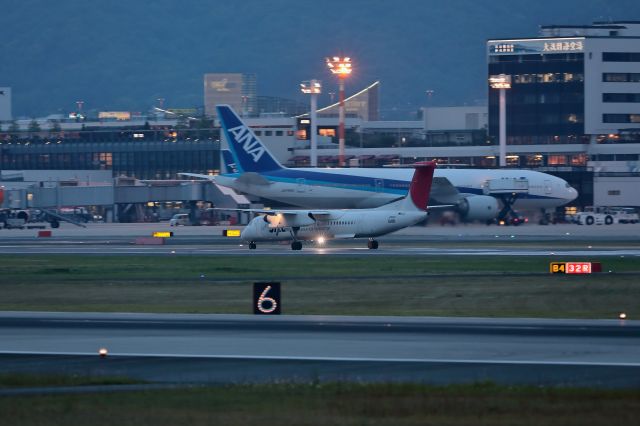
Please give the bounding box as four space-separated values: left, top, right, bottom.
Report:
249 242 257 250
367 239 379 250
495 193 519 224
291 241 302 251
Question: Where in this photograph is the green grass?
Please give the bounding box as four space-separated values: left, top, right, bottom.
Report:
1 381 639 426
0 255 638 318
0 374 141 388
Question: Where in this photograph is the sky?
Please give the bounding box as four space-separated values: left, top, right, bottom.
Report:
1 0 638 119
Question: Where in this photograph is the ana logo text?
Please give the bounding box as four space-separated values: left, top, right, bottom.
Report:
228 125 265 163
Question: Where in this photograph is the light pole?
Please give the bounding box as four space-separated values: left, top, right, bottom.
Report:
489 74 511 167
300 80 322 167
326 56 352 167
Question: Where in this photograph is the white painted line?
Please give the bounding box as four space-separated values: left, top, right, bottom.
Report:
1 351 639 367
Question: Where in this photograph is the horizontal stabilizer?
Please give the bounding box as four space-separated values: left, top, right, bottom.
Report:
178 172 216 181
235 172 273 186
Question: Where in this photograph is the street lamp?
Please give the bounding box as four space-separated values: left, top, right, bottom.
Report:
489 74 511 168
326 56 352 167
300 80 322 167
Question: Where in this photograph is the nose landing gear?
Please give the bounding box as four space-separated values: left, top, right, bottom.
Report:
367 239 379 250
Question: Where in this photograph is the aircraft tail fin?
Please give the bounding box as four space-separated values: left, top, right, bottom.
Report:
217 105 284 173
221 149 239 174
399 161 436 211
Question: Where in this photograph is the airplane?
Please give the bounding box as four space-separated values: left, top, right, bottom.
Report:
238 161 438 250
181 105 578 223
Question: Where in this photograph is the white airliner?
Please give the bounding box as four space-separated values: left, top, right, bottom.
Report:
239 161 438 250
181 105 578 223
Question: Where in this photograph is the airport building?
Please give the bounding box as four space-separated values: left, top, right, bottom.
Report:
0 87 11 122
203 73 257 118
3 21 640 220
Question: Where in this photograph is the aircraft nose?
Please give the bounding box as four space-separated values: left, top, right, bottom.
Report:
565 185 578 202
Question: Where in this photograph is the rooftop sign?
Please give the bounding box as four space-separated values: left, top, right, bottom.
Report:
488 38 585 56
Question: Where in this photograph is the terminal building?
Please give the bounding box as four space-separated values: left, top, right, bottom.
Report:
203 73 257 118
2 21 639 222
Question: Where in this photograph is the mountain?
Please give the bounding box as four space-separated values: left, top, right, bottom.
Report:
0 0 636 119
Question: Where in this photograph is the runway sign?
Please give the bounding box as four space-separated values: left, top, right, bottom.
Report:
152 231 173 238
223 229 241 237
253 282 281 315
550 262 601 274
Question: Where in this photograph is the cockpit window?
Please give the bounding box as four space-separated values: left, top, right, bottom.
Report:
565 183 571 188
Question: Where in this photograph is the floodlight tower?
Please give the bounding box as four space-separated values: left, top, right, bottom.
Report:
489 74 511 167
326 56 352 167
300 80 322 167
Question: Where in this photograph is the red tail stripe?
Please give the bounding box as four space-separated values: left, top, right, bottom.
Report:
409 161 436 210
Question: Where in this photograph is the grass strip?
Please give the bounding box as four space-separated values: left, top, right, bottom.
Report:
1 381 639 426
0 255 638 318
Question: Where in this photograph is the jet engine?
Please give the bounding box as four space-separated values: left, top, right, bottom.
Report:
457 195 499 221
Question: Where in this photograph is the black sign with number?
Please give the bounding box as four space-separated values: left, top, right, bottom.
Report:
253 282 281 315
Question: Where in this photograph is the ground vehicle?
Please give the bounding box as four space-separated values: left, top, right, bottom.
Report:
607 207 640 224
568 206 639 225
169 213 190 226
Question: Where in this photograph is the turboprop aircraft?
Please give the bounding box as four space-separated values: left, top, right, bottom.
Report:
238 161 438 250
181 105 578 223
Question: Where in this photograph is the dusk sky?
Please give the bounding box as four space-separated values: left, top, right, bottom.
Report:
1 0 637 118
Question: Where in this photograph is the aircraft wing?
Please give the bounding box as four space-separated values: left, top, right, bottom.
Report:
430 177 463 204
213 207 331 227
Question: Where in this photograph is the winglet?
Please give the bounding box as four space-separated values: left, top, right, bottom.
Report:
217 105 284 173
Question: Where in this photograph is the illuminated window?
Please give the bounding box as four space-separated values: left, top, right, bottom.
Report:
547 155 567 165
319 128 336 137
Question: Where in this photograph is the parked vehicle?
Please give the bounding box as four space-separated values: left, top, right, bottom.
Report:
169 213 190 226
567 206 639 225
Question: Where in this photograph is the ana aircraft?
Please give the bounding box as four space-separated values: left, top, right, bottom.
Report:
181 105 578 223
239 161 438 250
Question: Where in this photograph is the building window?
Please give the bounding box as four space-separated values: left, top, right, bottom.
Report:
254 131 262 136
603 52 640 62
525 155 543 166
608 190 621 196
616 154 639 161
570 153 587 166
264 131 273 136
603 73 640 82
603 93 640 103
547 155 567 165
603 114 640 123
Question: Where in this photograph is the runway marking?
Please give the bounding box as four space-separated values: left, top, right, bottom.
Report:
2 350 639 367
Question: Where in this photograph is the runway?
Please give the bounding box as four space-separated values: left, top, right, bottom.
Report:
2 223 639 389
0 312 639 388
1 222 639 256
